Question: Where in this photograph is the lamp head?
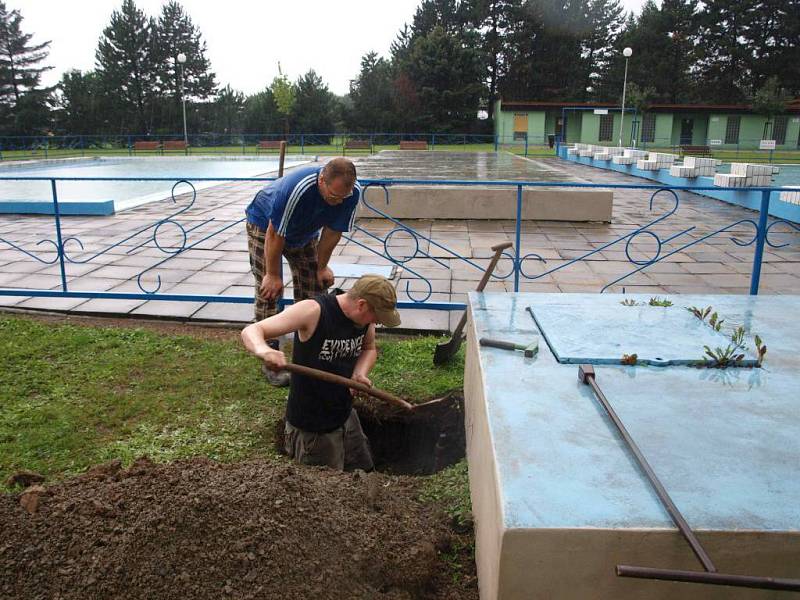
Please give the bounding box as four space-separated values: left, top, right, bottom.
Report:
177 53 187 64
623 47 633 58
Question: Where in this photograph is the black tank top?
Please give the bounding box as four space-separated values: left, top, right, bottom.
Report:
286 291 368 433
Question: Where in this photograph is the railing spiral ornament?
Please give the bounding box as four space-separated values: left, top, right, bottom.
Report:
0 237 60 264
765 219 800 249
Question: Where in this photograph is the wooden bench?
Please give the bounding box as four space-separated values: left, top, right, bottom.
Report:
163 140 189 154
343 139 372 155
679 145 712 157
399 140 428 150
133 141 161 153
256 140 286 153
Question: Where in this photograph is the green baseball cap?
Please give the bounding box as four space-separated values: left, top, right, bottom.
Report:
351 274 401 328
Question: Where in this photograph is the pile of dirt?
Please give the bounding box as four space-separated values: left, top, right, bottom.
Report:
0 457 477 599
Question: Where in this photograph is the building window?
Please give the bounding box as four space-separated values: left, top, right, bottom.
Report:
725 116 741 144
513 131 527 141
599 114 614 141
773 115 788 145
641 113 656 143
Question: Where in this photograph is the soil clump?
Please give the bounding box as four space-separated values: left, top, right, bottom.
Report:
0 456 477 599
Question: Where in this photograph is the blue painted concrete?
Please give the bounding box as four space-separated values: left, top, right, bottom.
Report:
558 147 800 224
530 301 759 366
469 292 800 532
0 199 115 215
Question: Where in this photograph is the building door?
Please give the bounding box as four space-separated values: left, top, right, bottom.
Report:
680 118 694 145
513 113 528 141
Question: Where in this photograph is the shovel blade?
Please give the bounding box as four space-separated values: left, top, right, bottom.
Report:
433 335 463 365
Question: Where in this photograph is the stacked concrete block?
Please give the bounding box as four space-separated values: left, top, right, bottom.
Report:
779 188 800 205
614 148 648 165
578 144 597 157
636 158 660 170
684 157 719 177
730 163 774 187
592 146 624 161
714 173 748 188
612 155 635 165
669 165 698 178
650 153 677 167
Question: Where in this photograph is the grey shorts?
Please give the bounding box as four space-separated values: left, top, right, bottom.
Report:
284 409 374 472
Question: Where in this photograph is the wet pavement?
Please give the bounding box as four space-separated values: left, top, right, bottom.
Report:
1 151 799 332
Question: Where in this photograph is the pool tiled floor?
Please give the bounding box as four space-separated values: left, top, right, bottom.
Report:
1 152 799 332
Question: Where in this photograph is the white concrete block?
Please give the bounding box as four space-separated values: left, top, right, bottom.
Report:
779 189 800 205
637 160 659 170
612 156 635 165
670 165 698 178
593 153 611 161
624 149 648 159
714 173 747 188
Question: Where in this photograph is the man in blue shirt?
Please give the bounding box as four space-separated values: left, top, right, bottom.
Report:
245 157 362 386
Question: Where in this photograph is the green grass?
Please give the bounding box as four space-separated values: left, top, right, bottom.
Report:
0 315 465 490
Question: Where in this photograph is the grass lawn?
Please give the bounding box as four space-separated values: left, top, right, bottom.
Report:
0 314 466 494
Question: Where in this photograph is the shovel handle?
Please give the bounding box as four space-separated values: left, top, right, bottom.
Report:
280 363 414 411
450 241 513 340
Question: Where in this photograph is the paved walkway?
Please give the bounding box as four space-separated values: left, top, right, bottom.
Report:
1 152 799 331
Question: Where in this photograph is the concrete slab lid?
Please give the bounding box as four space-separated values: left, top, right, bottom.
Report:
469 292 800 532
528 300 759 366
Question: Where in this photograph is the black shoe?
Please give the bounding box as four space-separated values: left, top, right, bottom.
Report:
262 363 290 387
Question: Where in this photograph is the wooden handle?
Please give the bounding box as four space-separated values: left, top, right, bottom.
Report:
280 363 414 411
278 141 287 177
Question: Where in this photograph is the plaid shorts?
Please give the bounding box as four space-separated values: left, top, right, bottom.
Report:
246 223 328 322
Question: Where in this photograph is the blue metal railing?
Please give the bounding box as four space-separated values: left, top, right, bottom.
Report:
1 176 799 313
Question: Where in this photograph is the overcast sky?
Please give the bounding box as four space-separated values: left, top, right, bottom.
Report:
13 0 649 97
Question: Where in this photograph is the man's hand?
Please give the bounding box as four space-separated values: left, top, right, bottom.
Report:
259 347 287 372
260 273 283 301
350 372 372 397
317 266 334 289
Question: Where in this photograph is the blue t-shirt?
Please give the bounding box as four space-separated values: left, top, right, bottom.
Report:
245 166 361 248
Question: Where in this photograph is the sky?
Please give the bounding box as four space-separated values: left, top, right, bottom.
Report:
13 0 649 97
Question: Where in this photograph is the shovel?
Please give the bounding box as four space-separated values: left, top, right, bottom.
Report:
433 241 512 365
279 363 415 411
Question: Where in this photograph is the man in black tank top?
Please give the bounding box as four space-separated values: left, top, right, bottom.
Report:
241 275 401 470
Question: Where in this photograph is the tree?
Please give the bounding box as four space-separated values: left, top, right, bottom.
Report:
752 76 790 139
270 65 295 135
54 69 110 134
95 0 158 133
346 51 397 131
745 0 800 96
291 70 335 136
154 1 216 131
242 88 280 134
213 84 245 134
0 1 52 134
694 0 754 102
581 0 624 101
397 25 484 131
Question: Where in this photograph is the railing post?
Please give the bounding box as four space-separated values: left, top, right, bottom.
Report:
749 190 771 295
51 179 68 292
301 134 305 155
494 135 499 152
128 135 133 156
524 136 529 157
515 184 523 292
44 138 49 159
431 134 436 149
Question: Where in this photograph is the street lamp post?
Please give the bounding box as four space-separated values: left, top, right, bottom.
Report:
619 47 632 147
177 52 188 146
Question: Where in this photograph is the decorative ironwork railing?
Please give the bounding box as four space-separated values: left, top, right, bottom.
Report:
1 176 798 316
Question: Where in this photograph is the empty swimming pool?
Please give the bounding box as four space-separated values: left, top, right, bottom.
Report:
0 156 310 215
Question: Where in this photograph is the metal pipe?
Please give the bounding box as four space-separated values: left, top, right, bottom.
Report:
578 365 717 572
617 565 800 592
749 190 771 295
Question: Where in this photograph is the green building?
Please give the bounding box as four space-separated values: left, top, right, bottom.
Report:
494 99 800 150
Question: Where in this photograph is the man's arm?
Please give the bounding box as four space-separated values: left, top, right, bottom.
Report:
241 299 321 370
261 221 285 300
351 324 377 386
316 226 341 288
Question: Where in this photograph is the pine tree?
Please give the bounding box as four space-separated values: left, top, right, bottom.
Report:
291 70 335 136
213 84 245 134
346 52 396 132
95 0 158 133
746 0 800 95
582 0 624 101
0 1 52 134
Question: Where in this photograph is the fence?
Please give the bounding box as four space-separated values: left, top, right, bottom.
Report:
0 133 557 162
1 175 799 321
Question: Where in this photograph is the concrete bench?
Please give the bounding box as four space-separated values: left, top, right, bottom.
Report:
256 140 285 153
163 140 189 154
133 141 161 153
680 145 713 157
399 140 428 150
343 139 372 155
